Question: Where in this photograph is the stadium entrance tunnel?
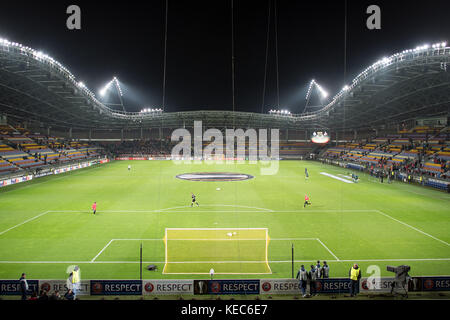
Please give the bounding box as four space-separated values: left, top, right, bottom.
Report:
176 172 254 182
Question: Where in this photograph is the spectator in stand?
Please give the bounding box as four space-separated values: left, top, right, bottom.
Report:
64 289 75 300
38 289 49 300
49 290 61 301
29 291 38 301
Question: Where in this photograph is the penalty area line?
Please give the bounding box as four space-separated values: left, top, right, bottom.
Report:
316 238 340 261
0 211 50 236
90 239 114 263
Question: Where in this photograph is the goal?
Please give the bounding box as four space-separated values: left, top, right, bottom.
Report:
163 228 272 274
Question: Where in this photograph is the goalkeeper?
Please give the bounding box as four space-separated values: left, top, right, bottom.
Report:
304 194 312 208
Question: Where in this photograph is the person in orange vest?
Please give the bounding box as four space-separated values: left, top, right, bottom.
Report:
349 263 361 297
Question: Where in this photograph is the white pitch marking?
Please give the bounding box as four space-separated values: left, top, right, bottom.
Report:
316 238 340 261
156 204 274 212
45 209 378 214
166 227 268 231
0 211 50 236
90 239 114 262
375 210 450 247
163 272 272 275
320 172 354 183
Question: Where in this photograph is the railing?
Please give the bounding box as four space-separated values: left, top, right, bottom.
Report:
0 155 106 181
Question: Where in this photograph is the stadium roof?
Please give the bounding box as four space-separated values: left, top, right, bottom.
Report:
0 38 449 131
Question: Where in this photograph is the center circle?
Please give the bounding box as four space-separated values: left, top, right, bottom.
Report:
176 172 254 182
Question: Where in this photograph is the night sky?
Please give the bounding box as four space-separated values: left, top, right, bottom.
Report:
1 0 449 113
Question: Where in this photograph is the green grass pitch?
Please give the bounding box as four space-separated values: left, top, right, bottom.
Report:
0 160 449 280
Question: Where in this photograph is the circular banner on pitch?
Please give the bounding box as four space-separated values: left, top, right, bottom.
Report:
176 172 254 182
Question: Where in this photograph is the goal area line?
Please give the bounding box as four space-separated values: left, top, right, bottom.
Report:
162 227 272 275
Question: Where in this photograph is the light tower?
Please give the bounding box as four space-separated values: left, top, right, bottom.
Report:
99 77 126 112
303 79 329 113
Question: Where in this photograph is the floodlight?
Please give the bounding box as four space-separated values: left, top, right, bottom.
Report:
306 79 328 100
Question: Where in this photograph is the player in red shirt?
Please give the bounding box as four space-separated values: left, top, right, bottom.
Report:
304 194 311 208
92 202 97 215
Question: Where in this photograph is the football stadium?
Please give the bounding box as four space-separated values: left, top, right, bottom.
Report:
0 0 449 307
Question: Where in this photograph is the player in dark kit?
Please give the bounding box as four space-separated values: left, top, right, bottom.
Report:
191 193 199 207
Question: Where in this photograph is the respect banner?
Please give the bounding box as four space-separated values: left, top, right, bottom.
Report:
421 277 450 291
260 279 300 294
142 280 193 295
359 277 396 293
0 280 39 295
39 280 90 296
90 280 142 295
194 280 260 295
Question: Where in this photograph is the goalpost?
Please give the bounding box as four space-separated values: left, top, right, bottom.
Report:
163 228 272 275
